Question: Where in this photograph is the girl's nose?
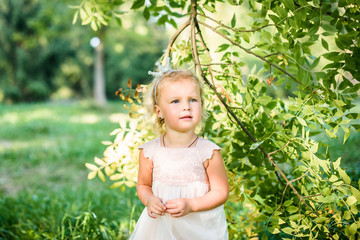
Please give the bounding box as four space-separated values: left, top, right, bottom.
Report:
183 101 190 110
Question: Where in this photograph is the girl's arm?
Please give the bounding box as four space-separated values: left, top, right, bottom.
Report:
165 150 228 217
137 149 166 218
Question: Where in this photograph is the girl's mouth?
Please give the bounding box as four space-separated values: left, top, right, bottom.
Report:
180 115 192 120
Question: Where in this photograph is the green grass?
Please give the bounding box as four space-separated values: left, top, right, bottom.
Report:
0 101 143 239
0 101 359 239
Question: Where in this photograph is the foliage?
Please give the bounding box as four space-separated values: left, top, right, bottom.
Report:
0 0 166 103
79 0 360 239
0 0 79 102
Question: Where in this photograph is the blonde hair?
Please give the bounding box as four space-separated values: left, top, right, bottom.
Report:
144 70 206 134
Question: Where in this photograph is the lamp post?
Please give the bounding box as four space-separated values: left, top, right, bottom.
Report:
90 36 106 106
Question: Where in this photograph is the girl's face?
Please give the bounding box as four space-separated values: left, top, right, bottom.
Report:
155 77 202 134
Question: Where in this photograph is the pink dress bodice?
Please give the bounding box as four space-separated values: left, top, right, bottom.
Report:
130 136 228 240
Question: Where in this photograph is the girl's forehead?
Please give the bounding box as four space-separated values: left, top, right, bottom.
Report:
160 77 200 91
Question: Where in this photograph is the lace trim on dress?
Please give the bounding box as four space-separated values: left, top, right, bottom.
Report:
138 137 221 163
197 138 221 162
138 138 159 160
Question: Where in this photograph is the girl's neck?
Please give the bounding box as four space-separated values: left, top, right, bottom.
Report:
162 131 198 148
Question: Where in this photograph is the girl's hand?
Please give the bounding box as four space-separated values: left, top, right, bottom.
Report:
147 197 166 218
165 198 192 218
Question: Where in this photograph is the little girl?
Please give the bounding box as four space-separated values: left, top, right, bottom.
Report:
130 63 229 240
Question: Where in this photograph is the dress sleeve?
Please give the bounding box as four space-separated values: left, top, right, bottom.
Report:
138 138 158 161
198 138 222 162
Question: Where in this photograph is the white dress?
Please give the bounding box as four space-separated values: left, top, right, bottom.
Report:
130 136 228 240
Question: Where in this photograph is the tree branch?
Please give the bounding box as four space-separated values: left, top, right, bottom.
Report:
279 170 309 208
269 140 292 156
197 13 275 33
162 19 191 65
197 20 304 87
189 0 317 216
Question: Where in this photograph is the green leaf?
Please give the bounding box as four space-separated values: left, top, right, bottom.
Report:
283 113 295 119
218 29 231 36
250 140 264 150
216 44 230 52
265 205 273 213
90 20 98 31
333 158 341 170
98 170 106 182
72 10 79 24
323 187 331 196
283 200 293 207
343 210 351 220
336 35 353 50
333 99 346 108
272 228 280 234
110 181 124 189
346 196 357 206
157 15 168 25
261 232 268 240
325 129 337 138
143 7 150 20
321 38 329 50
131 0 145 9
278 217 286 225
310 57 320 70
203 4 216 12
338 168 351 184
231 14 236 28
314 216 328 223
341 126 350 144
281 227 293 234
286 206 298 213
350 186 360 202
297 117 307 126
349 222 358 235
88 171 97 180
85 163 99 171
322 23 337 33
302 106 313 115
329 175 338 182
289 214 300 221
322 52 341 61
292 125 298 137
283 0 296 11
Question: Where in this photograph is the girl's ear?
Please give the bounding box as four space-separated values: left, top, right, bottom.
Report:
155 105 162 118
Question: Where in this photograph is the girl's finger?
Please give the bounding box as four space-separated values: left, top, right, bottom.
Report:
153 204 166 212
170 212 182 218
164 203 177 209
165 208 178 214
147 210 158 218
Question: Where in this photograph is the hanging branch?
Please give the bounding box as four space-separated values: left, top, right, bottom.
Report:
189 0 317 215
162 19 191 64
279 170 309 209
197 20 303 86
197 13 275 33
159 0 318 216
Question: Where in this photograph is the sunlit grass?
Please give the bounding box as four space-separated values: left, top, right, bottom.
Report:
0 101 358 239
0 101 142 239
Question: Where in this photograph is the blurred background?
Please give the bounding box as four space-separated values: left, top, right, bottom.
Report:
0 0 359 239
0 0 167 104
0 0 168 238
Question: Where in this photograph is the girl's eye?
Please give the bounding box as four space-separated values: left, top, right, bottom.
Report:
171 100 179 103
190 98 198 103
